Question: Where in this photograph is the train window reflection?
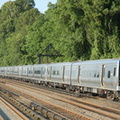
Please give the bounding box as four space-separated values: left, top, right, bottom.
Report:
114 68 116 76
34 70 40 74
108 71 111 78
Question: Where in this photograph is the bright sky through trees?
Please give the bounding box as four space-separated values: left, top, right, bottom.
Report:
0 0 57 13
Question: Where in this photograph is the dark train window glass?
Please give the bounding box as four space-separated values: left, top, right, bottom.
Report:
14 70 18 73
114 68 116 76
52 70 56 75
29 70 32 74
94 74 96 77
57 71 60 75
108 71 111 78
52 70 60 75
97 73 99 78
34 70 40 74
94 71 96 77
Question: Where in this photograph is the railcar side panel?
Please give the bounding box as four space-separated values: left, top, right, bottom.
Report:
63 65 71 85
80 64 101 88
32 64 46 82
27 65 33 77
70 65 81 85
51 65 62 83
49 63 72 84
102 62 118 90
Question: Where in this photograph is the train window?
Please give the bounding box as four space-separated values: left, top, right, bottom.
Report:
29 70 32 74
94 71 96 77
94 74 96 77
34 70 40 74
52 70 56 75
97 72 99 78
52 70 59 75
57 71 60 75
41 67 45 74
108 71 111 78
114 68 116 76
2 70 4 72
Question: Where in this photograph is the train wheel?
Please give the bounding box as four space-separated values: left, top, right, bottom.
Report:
107 93 115 101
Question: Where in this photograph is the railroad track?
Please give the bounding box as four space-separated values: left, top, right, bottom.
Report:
0 80 93 120
0 97 29 120
0 92 48 120
8 82 120 120
1 78 120 119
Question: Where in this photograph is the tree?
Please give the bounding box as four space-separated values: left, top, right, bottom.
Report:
0 0 39 66
23 13 45 64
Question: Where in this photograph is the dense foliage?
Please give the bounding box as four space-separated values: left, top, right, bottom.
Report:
0 0 120 66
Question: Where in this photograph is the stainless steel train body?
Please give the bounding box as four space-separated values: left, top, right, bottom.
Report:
0 59 120 99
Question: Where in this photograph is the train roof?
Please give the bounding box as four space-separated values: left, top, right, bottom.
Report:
73 59 120 65
47 62 72 66
0 59 120 68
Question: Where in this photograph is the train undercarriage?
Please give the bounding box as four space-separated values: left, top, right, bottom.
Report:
1 75 120 101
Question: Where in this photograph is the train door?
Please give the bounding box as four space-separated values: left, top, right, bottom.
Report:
62 66 65 82
101 65 105 87
78 66 81 84
27 67 29 76
41 66 46 80
105 64 117 89
47 66 52 81
101 63 117 89
62 65 71 84
17 67 19 76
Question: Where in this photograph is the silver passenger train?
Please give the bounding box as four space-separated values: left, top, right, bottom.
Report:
0 59 120 100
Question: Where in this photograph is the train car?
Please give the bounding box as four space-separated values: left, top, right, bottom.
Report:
19 65 33 82
31 64 47 83
70 59 120 100
0 67 6 77
46 62 72 87
6 66 12 77
0 59 120 100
